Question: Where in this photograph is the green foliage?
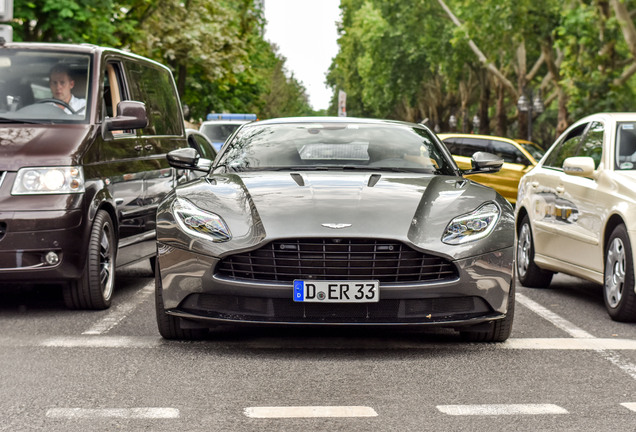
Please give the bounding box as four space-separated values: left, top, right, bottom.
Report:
10 0 313 121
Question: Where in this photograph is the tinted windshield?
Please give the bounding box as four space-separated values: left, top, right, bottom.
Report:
200 123 243 142
214 121 455 175
0 49 91 123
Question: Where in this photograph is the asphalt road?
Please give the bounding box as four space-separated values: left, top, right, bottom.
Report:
1 262 636 431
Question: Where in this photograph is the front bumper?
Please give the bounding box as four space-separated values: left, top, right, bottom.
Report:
0 209 87 282
157 243 514 326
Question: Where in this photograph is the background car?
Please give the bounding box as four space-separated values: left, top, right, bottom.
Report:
515 138 546 161
515 112 636 322
155 117 515 342
439 133 539 203
199 113 257 151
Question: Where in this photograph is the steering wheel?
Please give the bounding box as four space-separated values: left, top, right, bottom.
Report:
35 98 77 114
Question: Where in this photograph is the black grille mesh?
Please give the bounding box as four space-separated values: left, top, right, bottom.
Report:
217 238 457 283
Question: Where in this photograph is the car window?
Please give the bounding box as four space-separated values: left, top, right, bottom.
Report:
615 122 636 170
577 121 604 169
200 123 242 142
194 134 216 160
443 137 487 157
543 123 588 168
0 49 91 123
216 122 455 175
489 140 531 165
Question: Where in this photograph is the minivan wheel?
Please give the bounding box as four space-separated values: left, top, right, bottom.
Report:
604 225 636 322
155 263 208 340
516 215 553 288
63 210 116 310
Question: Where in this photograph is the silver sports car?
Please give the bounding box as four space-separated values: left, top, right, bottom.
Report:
155 117 515 341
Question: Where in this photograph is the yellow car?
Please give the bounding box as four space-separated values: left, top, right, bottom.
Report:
438 133 539 203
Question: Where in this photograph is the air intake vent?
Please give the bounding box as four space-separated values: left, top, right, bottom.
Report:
217 238 457 283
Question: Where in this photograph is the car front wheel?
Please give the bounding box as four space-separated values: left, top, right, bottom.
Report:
604 225 636 322
516 215 553 288
63 209 116 310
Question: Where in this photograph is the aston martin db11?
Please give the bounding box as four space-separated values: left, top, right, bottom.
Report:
155 117 515 341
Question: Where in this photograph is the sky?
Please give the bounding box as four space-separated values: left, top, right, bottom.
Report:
263 0 341 111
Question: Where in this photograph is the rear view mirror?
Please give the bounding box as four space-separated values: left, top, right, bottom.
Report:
563 156 595 177
463 151 504 175
102 101 148 140
167 147 212 173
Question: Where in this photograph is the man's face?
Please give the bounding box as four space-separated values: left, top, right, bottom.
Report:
49 72 75 103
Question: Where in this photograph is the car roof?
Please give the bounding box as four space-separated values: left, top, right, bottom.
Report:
245 116 422 128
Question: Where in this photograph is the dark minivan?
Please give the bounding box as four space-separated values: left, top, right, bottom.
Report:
0 42 187 309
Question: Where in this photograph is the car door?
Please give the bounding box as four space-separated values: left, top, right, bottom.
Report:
527 121 600 268
552 121 606 272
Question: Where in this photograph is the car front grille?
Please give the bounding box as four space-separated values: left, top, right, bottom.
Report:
216 238 458 283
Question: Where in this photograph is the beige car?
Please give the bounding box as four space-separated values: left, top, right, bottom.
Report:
515 112 636 321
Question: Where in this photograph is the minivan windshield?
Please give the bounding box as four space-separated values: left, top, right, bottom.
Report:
0 49 91 123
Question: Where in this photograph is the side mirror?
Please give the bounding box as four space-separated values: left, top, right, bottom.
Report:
167 147 212 173
563 156 595 177
102 101 148 140
463 151 504 175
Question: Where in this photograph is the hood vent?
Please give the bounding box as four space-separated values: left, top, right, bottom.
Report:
290 173 304 186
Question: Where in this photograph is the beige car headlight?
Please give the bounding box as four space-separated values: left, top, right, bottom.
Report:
12 166 85 195
442 203 500 244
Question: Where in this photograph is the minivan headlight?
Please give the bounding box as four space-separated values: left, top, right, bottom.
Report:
442 203 500 244
173 197 231 242
12 166 85 195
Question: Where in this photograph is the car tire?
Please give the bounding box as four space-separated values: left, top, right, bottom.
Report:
604 224 636 322
460 276 515 342
516 215 553 288
63 210 115 310
155 263 208 340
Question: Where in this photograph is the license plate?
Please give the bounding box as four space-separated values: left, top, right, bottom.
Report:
293 280 379 303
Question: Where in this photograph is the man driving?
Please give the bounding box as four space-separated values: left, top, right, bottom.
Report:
49 64 86 114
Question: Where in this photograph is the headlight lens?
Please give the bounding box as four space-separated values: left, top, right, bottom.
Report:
442 203 500 244
173 197 231 242
12 166 85 195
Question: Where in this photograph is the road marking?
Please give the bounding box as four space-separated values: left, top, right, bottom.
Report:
82 283 154 335
437 404 568 416
621 403 636 412
517 292 636 380
244 406 378 418
516 293 593 338
45 408 179 419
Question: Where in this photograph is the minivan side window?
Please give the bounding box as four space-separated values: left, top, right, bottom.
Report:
126 61 183 136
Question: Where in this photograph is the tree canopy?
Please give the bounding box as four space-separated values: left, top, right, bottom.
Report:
9 0 313 122
327 0 636 146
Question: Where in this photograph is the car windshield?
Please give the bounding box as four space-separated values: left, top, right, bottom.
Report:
520 142 545 160
616 122 636 170
0 49 91 124
214 121 455 175
200 123 243 142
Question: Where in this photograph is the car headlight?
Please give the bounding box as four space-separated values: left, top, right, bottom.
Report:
442 203 500 245
12 166 85 195
173 197 231 242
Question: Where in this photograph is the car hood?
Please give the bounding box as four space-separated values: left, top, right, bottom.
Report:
161 171 514 259
0 124 92 171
